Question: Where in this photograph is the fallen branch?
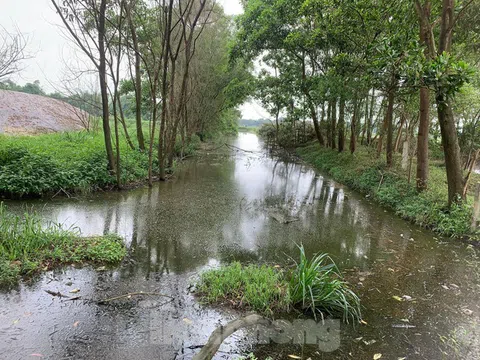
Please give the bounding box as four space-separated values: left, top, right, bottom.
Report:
97 292 173 304
45 290 70 298
192 314 271 360
225 143 261 154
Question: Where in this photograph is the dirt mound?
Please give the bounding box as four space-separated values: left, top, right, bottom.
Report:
0 90 87 135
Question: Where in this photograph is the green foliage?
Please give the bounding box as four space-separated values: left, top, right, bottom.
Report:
289 245 361 324
297 144 475 237
197 262 290 315
197 247 361 323
422 53 474 103
0 203 126 286
0 123 204 197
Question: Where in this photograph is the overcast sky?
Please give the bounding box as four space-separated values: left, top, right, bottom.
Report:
0 0 268 119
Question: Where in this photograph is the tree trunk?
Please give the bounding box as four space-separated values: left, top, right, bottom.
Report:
338 96 345 152
377 97 389 158
350 98 357 154
331 98 337 149
309 99 324 146
386 85 395 167
416 87 430 191
98 0 115 173
158 0 174 181
437 96 465 205
326 100 332 147
127 0 145 151
394 113 405 153
463 149 480 198
367 89 375 145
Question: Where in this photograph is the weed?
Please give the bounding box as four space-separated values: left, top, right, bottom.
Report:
196 262 290 315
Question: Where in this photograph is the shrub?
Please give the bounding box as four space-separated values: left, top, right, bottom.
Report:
296 144 475 238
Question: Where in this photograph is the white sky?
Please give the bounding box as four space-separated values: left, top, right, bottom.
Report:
0 0 268 119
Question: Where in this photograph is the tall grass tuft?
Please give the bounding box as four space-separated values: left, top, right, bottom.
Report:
288 245 361 323
0 203 75 261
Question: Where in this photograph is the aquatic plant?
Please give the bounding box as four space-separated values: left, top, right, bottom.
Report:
288 245 361 324
196 262 290 315
0 202 126 286
197 246 361 323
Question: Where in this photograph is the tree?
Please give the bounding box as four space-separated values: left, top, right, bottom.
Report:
51 0 116 173
415 0 475 205
0 26 29 81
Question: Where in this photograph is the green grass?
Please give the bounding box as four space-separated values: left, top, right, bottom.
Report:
196 262 290 315
289 245 361 323
0 202 126 286
196 246 361 323
0 123 202 197
297 143 476 238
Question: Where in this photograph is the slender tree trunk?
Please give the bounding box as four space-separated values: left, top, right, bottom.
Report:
338 96 345 152
127 0 145 151
361 94 368 145
377 109 387 157
386 79 396 167
158 0 174 181
417 87 430 191
326 100 332 147
463 149 480 197
350 98 357 154
331 98 337 150
367 89 375 145
98 0 115 173
394 113 405 153
309 100 324 146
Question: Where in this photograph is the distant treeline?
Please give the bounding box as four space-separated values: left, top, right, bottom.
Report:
239 118 275 128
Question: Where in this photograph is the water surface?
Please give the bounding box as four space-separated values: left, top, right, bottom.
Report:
1 133 478 359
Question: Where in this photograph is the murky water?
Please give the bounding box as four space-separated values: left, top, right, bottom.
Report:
1 133 479 359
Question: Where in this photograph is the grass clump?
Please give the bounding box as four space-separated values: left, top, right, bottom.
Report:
297 144 475 238
196 245 361 323
196 262 290 315
289 246 361 324
0 203 126 286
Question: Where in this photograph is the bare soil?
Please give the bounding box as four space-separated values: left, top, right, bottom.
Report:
0 90 86 135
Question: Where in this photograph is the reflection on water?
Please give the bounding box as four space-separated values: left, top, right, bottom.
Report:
1 133 479 359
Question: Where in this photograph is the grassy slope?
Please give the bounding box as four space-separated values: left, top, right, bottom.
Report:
0 126 201 197
297 143 475 238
